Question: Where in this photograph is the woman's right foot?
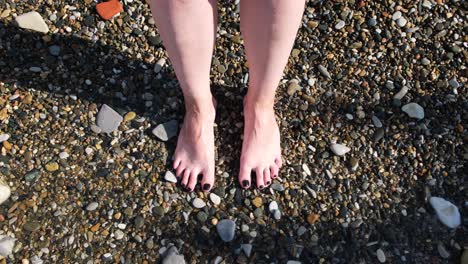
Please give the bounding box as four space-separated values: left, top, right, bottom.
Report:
173 98 216 192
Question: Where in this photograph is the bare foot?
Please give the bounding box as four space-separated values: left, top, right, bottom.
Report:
239 99 282 189
173 99 216 192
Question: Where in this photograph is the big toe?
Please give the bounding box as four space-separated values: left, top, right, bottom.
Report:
239 166 252 189
201 167 215 192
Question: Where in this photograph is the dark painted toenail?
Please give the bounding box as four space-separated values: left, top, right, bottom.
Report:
259 185 264 190
266 181 271 185
242 180 250 188
203 184 211 191
181 183 186 188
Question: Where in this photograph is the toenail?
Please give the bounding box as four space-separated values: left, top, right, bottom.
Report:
242 180 250 188
266 181 271 185
203 184 211 191
259 185 264 190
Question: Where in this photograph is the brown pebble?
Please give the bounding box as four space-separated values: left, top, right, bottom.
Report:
307 213 320 225
90 223 100 232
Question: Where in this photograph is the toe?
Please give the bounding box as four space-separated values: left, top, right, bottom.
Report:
239 165 251 189
256 167 265 190
263 168 271 186
176 163 185 178
187 169 200 192
201 167 214 192
181 169 190 188
173 158 182 170
270 164 279 179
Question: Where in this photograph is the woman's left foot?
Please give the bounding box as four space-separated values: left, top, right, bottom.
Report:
238 98 282 189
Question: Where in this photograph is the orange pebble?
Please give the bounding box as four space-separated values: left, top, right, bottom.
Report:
96 0 123 20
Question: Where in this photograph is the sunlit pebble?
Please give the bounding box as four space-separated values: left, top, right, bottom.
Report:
85 80 92 85
9 94 20 100
85 147 94 155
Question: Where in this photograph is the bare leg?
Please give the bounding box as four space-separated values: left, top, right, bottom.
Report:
239 0 305 189
149 0 217 192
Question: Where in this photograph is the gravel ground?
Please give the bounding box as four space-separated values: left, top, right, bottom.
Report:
0 0 466 263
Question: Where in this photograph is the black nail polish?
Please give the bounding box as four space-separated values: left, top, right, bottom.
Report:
259 185 264 190
203 184 211 191
266 181 271 185
181 183 186 188
242 180 250 188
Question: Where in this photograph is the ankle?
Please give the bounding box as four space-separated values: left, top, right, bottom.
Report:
244 94 275 113
184 96 216 119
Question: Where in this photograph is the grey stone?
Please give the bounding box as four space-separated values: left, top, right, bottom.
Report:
135 216 145 229
371 115 383 128
241 244 252 257
162 246 185 264
25 169 40 182
376 249 386 263
217 219 235 242
393 86 409 100
271 183 285 192
86 202 99 211
430 197 461 228
318 65 331 79
437 243 450 259
152 120 178 141
154 58 166 73
392 11 402 20
96 104 123 133
397 17 407 27
49 45 61 56
114 230 124 240
402 103 425 119
449 78 459 88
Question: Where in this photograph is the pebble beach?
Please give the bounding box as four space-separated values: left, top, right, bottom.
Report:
0 0 466 263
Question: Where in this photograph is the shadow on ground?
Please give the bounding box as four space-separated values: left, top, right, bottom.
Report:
0 16 466 264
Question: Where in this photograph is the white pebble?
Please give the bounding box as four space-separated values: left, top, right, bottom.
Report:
268 201 279 213
59 152 69 159
0 235 15 257
302 163 311 176
209 193 221 205
430 197 461 228
86 202 99 211
376 249 386 263
402 103 425 119
330 143 351 156
393 86 409 100
0 134 9 143
192 198 206 209
164 171 177 183
0 179 11 205
335 20 345 30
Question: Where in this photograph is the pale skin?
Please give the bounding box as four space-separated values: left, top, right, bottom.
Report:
149 0 305 191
